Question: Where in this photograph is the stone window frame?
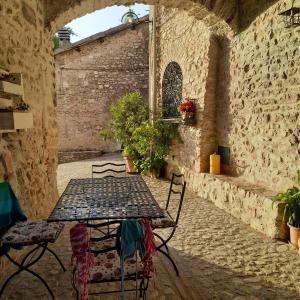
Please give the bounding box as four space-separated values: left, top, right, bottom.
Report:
161 61 183 120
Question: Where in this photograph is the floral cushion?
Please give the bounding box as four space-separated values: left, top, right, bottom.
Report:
89 247 143 282
1 220 64 246
151 210 175 229
90 238 115 252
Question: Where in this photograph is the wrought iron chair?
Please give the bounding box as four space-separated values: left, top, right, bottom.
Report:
91 162 126 178
91 162 127 235
73 220 150 299
151 173 186 276
0 220 65 299
0 181 65 299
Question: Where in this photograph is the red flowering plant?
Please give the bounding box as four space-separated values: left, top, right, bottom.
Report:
177 99 195 114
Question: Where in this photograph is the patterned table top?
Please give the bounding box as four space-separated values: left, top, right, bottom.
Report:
48 176 164 222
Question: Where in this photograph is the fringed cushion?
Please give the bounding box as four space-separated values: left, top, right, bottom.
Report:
1 220 64 246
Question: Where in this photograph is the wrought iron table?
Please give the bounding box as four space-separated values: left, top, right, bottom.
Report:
48 176 164 222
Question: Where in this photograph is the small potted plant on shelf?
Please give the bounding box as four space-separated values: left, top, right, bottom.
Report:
272 170 300 247
177 99 195 125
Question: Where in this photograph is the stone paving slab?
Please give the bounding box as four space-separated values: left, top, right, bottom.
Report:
1 153 300 299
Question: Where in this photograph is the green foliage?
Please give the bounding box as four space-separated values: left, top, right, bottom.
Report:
272 171 300 227
132 115 179 174
53 35 59 50
98 91 148 158
15 101 30 111
123 144 139 159
134 157 166 175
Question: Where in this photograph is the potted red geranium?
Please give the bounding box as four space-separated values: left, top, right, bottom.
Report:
177 99 195 125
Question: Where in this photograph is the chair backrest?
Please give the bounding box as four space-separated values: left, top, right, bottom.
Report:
165 173 186 225
91 162 126 178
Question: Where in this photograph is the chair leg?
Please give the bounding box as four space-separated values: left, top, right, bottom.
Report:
153 232 169 254
0 268 54 299
1 245 55 299
45 246 66 271
157 248 179 276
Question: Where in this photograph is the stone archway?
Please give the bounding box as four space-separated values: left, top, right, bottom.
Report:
45 0 236 34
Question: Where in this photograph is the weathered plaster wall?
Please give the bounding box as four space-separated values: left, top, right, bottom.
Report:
55 21 149 155
0 0 57 274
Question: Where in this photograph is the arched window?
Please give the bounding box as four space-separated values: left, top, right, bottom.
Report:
162 62 183 119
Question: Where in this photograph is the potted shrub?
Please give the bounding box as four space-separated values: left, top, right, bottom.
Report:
123 145 139 174
272 171 300 247
131 114 178 177
98 91 148 173
177 99 196 125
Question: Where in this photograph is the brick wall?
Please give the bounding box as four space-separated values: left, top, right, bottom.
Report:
55 21 149 154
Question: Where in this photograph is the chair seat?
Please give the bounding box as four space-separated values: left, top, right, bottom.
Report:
89 244 143 282
90 237 115 252
1 220 64 246
151 210 175 229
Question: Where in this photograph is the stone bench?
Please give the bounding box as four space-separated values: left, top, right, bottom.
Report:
186 173 286 239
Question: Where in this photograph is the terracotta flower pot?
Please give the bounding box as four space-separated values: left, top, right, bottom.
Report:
181 112 194 125
288 223 300 248
124 157 138 174
146 168 160 178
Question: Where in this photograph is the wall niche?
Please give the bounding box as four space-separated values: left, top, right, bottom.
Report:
162 61 183 119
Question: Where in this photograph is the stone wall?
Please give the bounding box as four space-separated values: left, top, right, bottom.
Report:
154 1 299 237
55 21 149 154
58 150 104 164
0 0 57 274
155 1 299 193
217 0 300 191
155 7 222 176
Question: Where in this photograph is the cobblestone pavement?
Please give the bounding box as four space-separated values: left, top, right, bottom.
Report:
2 153 300 300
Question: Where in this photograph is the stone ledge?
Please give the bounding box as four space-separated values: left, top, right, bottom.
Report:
189 173 286 239
166 163 286 239
58 150 103 164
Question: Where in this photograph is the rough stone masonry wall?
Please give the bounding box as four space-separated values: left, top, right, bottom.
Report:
155 7 222 178
55 22 149 157
157 1 299 193
0 0 58 275
217 0 300 192
155 2 299 238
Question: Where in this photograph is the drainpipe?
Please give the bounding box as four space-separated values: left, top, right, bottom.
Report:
149 5 157 119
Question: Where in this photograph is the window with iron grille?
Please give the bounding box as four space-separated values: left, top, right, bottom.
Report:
162 62 183 119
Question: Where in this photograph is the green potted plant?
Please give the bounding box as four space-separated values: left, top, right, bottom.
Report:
98 91 148 173
132 114 178 177
272 171 300 247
